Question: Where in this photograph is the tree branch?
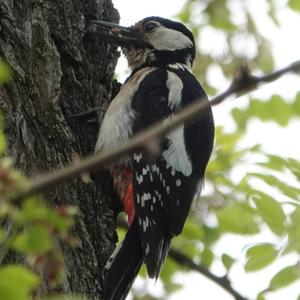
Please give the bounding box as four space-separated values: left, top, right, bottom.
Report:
169 248 248 300
13 60 300 200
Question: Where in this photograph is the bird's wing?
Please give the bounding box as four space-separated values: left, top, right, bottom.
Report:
131 67 211 278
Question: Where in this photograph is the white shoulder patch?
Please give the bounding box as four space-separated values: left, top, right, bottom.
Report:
166 71 183 110
164 72 192 176
162 125 192 176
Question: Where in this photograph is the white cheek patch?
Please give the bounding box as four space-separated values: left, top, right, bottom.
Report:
148 27 193 51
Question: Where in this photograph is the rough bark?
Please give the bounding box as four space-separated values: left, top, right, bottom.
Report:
0 0 120 298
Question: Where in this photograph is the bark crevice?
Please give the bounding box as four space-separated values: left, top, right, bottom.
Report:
0 0 120 297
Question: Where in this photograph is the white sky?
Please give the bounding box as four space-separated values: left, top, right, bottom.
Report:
111 1 300 299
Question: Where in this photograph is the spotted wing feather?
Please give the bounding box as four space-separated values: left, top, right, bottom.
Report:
132 153 196 277
131 68 213 278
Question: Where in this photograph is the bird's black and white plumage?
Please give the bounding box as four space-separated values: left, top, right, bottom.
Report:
94 16 214 300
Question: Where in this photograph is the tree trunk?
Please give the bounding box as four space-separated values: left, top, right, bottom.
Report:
0 0 120 298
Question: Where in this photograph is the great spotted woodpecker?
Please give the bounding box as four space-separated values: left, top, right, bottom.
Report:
93 17 215 300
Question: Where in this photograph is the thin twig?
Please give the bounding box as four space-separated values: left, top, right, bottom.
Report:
169 248 248 300
12 60 300 201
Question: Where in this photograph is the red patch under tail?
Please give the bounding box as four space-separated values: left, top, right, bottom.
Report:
112 167 135 225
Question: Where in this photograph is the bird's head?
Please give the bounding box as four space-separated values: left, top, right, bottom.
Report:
90 17 195 71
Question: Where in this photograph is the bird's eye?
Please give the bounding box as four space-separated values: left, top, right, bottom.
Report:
144 22 158 32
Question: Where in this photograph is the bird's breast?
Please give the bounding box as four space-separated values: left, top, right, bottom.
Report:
95 67 156 153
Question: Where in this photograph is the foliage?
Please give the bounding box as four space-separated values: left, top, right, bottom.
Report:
232 93 300 129
0 59 11 84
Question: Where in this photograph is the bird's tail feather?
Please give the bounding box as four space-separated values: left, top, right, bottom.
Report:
156 237 171 279
103 222 143 300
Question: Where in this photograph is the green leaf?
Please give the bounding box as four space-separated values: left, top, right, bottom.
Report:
289 0 300 11
232 95 296 129
249 98 270 121
177 7 191 23
172 237 199 258
0 59 12 84
215 127 242 152
245 243 277 272
286 207 300 253
0 132 6 154
249 172 300 200
256 291 266 300
42 296 88 300
250 96 291 126
138 264 148 278
160 257 184 294
20 198 72 232
202 225 220 246
0 265 39 300
206 0 236 31
221 254 235 271
12 225 53 254
290 206 300 227
19 198 48 221
270 265 300 290
231 107 248 129
164 281 183 295
0 228 4 241
46 210 73 232
201 248 214 268
0 265 39 289
257 154 286 172
217 205 259 235
287 158 300 181
257 43 275 72
160 258 180 285
293 92 300 115
252 192 286 235
181 219 205 241
268 95 292 125
0 286 25 300
287 225 300 253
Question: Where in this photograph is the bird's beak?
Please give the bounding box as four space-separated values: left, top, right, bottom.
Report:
88 20 151 48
